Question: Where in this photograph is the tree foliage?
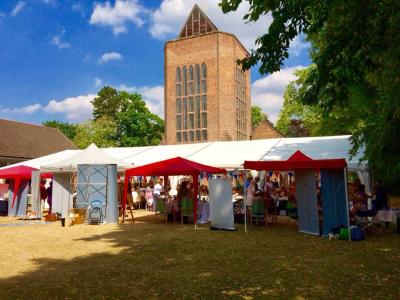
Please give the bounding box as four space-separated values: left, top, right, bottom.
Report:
91 86 122 120
42 120 77 140
116 92 164 146
251 106 269 128
74 87 165 148
276 68 362 137
73 117 118 149
220 0 400 186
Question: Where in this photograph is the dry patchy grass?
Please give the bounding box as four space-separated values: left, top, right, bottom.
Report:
0 213 399 299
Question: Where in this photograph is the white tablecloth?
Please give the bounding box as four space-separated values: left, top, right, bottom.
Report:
198 201 210 224
375 210 400 223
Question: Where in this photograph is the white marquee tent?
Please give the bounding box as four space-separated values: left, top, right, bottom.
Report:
0 135 366 172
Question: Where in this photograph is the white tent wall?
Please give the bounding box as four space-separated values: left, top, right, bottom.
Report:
30 171 42 218
52 173 72 218
209 178 235 230
106 165 118 223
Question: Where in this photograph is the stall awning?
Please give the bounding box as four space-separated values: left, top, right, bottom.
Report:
243 150 347 171
0 165 38 179
125 156 226 177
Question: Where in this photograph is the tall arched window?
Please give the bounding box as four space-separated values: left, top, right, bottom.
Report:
176 63 207 143
189 65 194 81
195 64 200 94
176 67 181 82
183 66 187 96
201 63 207 78
201 63 207 94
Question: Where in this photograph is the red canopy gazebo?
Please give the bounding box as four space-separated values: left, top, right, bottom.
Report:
243 150 347 170
243 151 350 239
123 157 226 224
0 166 38 209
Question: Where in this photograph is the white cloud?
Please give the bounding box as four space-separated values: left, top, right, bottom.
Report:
94 77 103 87
51 31 71 49
289 35 310 57
150 0 272 50
11 1 26 17
0 103 42 114
118 84 164 117
98 52 123 64
251 66 305 123
89 0 147 35
44 94 95 122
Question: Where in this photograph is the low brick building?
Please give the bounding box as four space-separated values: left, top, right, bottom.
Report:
251 120 283 140
0 119 77 167
164 4 251 144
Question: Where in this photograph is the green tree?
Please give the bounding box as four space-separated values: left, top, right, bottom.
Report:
276 68 362 137
251 106 269 127
73 117 118 149
116 92 164 146
91 86 122 120
42 120 77 140
220 0 400 186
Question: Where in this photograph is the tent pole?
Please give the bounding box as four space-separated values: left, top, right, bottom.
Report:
343 167 351 242
194 174 199 230
122 173 129 224
244 170 247 233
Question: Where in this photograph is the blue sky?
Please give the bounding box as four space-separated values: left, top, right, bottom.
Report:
0 0 310 124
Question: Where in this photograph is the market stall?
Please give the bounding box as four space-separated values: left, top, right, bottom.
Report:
244 151 350 238
123 157 226 226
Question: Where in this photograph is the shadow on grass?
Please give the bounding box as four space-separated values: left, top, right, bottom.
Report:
0 217 399 299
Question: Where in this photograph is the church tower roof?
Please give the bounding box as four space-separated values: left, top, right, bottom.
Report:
178 4 218 39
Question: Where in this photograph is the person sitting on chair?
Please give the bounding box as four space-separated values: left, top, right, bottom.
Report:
145 186 154 211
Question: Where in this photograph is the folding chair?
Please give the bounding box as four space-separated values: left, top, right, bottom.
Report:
180 197 194 224
155 197 167 224
250 197 266 225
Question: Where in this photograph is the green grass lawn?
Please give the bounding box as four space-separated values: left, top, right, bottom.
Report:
0 216 399 299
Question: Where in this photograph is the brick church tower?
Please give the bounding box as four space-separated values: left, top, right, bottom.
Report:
164 4 251 144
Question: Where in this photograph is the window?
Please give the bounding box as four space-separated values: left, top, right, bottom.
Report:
202 80 206 94
176 84 181 97
202 130 207 140
176 63 207 143
176 98 181 113
183 98 188 129
195 64 200 94
188 82 194 95
189 114 194 129
189 65 194 81
177 132 181 142
183 66 187 96
189 97 194 112
201 95 207 110
202 112 207 128
176 67 181 82
196 96 201 128
202 63 207 78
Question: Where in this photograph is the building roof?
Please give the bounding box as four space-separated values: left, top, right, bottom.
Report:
251 120 283 140
0 118 77 160
178 4 218 39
